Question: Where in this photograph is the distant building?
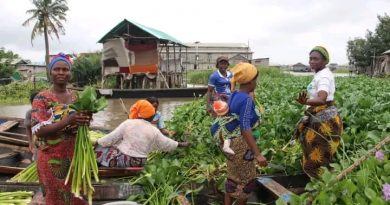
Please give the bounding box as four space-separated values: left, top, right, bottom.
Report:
292 62 309 72
17 64 46 74
328 63 338 71
253 58 270 67
0 58 46 79
373 49 390 76
161 42 253 70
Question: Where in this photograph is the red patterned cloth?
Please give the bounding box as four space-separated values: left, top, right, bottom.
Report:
32 90 88 205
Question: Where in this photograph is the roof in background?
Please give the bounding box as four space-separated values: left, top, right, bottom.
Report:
98 19 185 46
383 49 390 55
185 42 249 48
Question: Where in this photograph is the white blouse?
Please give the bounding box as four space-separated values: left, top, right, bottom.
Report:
307 67 335 101
97 119 178 158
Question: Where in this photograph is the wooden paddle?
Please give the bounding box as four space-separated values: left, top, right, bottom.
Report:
119 98 129 116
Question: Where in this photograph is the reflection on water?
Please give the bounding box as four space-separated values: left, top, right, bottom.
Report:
0 98 195 130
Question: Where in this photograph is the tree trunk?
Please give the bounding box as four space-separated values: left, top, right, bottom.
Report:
43 17 50 81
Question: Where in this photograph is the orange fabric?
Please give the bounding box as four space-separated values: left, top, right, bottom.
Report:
129 100 156 119
129 64 158 74
213 100 229 116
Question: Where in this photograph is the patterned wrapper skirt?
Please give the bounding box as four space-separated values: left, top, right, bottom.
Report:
95 145 147 168
37 138 88 205
225 136 257 200
294 104 343 178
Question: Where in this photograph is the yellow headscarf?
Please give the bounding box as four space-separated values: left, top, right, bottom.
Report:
129 100 156 119
230 63 258 90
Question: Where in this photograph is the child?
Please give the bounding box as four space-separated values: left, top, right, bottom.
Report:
145 96 176 137
25 91 39 160
212 100 235 154
211 99 262 155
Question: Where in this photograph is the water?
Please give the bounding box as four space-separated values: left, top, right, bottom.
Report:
286 71 354 77
0 98 194 130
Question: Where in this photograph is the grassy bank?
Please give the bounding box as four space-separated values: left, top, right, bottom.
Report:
186 66 288 85
0 82 49 104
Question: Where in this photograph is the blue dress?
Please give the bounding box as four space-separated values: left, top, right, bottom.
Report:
208 70 233 98
210 91 259 139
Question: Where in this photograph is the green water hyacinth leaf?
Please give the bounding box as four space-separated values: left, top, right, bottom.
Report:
71 86 107 113
92 97 108 113
365 187 377 201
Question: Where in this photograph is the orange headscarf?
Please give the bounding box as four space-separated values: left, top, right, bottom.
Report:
129 100 156 119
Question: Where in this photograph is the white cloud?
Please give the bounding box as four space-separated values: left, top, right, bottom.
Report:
0 0 389 65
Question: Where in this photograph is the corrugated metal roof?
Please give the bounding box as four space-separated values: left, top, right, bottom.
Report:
98 19 185 46
182 49 252 53
0 58 28 65
185 42 249 48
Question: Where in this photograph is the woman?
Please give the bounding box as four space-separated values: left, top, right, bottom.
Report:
145 96 176 137
32 53 92 205
207 56 233 114
95 100 190 168
295 46 343 178
211 63 267 205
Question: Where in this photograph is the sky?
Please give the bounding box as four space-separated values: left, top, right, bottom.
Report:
0 0 389 65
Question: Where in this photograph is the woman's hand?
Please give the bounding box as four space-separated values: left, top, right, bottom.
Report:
296 91 308 105
255 154 268 167
168 130 176 137
178 141 191 148
68 111 93 126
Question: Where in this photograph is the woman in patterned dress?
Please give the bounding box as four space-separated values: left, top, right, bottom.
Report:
31 53 92 205
295 46 343 178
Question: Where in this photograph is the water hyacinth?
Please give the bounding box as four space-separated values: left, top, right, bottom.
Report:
383 184 390 201
375 150 384 161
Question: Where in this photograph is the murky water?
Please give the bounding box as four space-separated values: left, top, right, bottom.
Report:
0 98 194 129
286 71 355 77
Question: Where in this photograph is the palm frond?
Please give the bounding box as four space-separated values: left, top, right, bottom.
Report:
22 15 38 27
30 22 42 45
24 0 69 49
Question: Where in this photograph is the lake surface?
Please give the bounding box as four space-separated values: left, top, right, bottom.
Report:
0 98 194 129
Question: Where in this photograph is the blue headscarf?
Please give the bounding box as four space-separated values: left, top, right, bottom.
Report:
48 53 72 72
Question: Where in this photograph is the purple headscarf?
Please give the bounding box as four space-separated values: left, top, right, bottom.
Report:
48 53 72 72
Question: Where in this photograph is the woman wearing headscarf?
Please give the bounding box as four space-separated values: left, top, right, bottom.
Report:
294 46 343 178
32 53 92 205
210 63 267 205
95 100 190 168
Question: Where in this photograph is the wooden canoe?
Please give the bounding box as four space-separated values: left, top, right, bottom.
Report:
0 181 143 202
0 116 144 178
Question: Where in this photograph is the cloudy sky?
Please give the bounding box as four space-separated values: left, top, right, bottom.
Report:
0 0 389 65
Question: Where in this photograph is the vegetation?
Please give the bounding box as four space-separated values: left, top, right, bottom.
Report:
186 69 213 85
186 66 287 85
23 0 69 77
126 68 390 204
0 48 19 79
71 52 102 87
347 13 390 73
66 87 107 204
0 191 33 205
0 81 49 104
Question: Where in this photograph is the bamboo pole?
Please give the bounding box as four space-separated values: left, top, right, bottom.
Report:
336 134 390 181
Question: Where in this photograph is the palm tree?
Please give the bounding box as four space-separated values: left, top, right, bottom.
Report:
23 0 69 78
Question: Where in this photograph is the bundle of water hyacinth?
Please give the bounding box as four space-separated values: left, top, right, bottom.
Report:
0 191 33 205
65 86 108 205
9 162 38 183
